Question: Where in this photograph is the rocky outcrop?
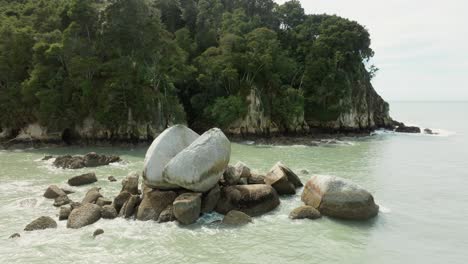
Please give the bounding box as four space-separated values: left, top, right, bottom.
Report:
264 162 303 195
44 185 67 199
222 210 252 225
67 203 101 229
289 206 321 220
173 193 202 225
143 125 199 189
163 128 231 192
68 173 98 186
24 216 57 231
216 184 280 216
395 124 421 133
301 175 379 220
53 153 120 169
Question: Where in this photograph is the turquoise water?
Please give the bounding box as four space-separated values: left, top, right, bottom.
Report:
0 102 467 263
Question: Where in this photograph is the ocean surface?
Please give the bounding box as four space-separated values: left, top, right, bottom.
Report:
0 102 467 263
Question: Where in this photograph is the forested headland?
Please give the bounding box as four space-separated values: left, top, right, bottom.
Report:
0 0 394 143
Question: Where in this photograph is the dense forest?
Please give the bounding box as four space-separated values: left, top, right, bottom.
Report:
0 0 391 141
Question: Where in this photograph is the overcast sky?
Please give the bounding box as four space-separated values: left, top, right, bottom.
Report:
276 0 468 101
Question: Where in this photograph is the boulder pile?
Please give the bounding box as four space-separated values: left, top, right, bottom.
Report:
52 152 121 169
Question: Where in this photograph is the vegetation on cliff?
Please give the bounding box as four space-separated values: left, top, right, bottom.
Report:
0 0 388 139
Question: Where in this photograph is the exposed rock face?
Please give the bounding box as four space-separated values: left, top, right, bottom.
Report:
101 205 118 219
173 193 202 225
68 173 98 186
82 187 102 204
395 124 421 133
143 125 200 189
163 128 231 192
222 210 252 225
289 206 321 220
59 206 72 220
24 216 57 231
67 203 101 229
53 153 120 169
265 162 303 195
201 185 221 213
121 172 140 195
136 189 177 221
44 185 67 199
216 184 280 216
301 175 379 220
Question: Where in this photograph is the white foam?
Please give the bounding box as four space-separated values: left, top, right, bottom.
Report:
378 204 391 213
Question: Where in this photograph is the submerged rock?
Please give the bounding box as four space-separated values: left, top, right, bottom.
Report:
222 210 252 225
9 233 21 239
53 153 120 169
216 184 280 217
68 172 98 186
93 228 104 237
67 203 101 229
163 128 231 192
44 185 67 199
289 206 321 220
136 189 177 221
301 175 379 220
173 193 202 225
24 216 57 231
143 125 199 189
108 176 117 182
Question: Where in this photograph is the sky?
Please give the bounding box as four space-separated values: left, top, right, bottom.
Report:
275 0 468 101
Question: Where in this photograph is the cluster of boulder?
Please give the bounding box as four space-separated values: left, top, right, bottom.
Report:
51 152 121 169
393 122 436 135
13 125 381 238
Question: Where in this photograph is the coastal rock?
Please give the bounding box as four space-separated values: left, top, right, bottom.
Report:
216 184 280 216
93 228 104 238
113 191 131 213
59 205 72 220
201 184 221 213
67 203 101 229
108 176 117 182
223 165 240 186
42 155 53 161
136 189 177 221
289 206 321 220
9 233 21 239
119 195 140 218
53 153 120 169
222 210 252 225
158 205 176 223
395 124 421 133
143 125 199 189
163 128 231 192
53 195 71 207
44 185 67 199
234 162 251 178
264 162 302 195
424 128 436 135
96 197 112 207
121 172 139 195
68 172 97 186
70 202 82 211
24 216 57 231
101 205 118 219
248 173 266 184
82 187 102 204
173 193 202 225
301 175 379 220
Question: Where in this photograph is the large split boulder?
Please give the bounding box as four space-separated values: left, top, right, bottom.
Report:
265 162 303 195
67 203 101 228
173 193 202 225
136 189 177 221
24 216 57 231
216 184 280 217
143 125 199 189
301 175 379 220
163 128 231 192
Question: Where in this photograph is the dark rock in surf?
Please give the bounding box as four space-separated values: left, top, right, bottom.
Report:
53 195 71 207
59 205 72 220
24 216 57 231
67 203 101 229
173 193 202 225
68 172 97 186
222 210 252 225
44 185 66 199
101 205 118 219
93 228 104 238
201 184 221 213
